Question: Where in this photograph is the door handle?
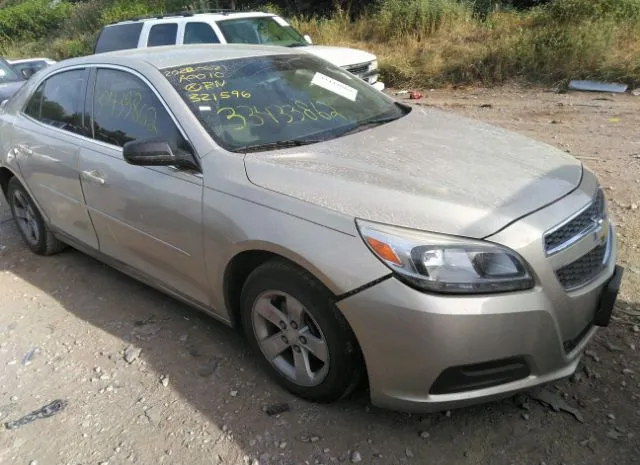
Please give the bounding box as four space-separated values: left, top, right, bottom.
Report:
16 144 33 155
81 169 106 185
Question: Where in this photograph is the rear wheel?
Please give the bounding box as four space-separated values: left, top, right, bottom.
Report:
7 177 65 255
240 260 362 403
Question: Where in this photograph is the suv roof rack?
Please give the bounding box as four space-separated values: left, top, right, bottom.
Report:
109 8 241 25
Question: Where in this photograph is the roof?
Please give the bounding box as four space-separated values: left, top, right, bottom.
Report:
57 44 299 70
105 11 275 27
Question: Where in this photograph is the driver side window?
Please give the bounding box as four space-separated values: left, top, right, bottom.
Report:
92 68 187 153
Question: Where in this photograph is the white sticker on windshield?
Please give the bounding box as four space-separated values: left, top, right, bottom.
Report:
273 16 290 27
311 72 358 102
199 105 212 112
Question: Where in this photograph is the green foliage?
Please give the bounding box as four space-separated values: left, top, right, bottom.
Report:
375 0 472 39
0 0 72 43
540 0 640 24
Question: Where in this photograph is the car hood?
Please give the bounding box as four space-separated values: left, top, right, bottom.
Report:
0 81 25 101
302 45 376 68
244 107 583 238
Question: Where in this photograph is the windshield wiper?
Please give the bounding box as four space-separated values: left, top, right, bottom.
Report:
286 43 308 48
338 116 400 138
239 139 322 153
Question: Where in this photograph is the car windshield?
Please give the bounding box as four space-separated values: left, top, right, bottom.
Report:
162 54 408 152
0 59 23 83
217 16 308 47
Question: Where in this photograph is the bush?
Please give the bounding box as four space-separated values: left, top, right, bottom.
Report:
540 0 640 24
0 0 72 43
374 0 473 41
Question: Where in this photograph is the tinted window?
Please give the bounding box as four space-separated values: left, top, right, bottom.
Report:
92 69 185 151
95 23 143 53
26 69 87 135
24 83 44 118
184 22 220 44
148 23 178 47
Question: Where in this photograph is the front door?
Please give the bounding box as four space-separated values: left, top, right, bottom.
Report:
79 67 209 305
11 68 99 249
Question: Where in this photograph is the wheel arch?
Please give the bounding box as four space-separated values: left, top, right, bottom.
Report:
222 244 342 328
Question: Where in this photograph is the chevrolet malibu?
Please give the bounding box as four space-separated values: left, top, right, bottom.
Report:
0 45 623 413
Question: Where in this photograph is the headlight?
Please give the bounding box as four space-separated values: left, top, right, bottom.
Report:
357 220 534 294
370 60 378 71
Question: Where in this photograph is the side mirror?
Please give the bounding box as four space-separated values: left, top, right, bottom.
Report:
20 68 35 80
123 138 198 171
304 34 313 45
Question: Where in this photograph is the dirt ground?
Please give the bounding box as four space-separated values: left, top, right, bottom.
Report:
1 86 639 465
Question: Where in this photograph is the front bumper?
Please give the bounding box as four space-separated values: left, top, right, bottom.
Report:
337 225 620 413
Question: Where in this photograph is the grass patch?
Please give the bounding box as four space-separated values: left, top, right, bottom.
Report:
1 0 640 87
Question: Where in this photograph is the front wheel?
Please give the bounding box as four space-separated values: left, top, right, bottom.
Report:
7 177 65 256
240 260 363 403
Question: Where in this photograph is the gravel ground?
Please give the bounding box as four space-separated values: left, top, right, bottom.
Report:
0 86 639 465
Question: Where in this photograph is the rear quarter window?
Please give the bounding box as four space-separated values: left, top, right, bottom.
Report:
94 23 144 53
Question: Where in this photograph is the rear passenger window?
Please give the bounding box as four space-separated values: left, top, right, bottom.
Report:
92 68 185 151
148 23 178 47
24 69 87 136
184 22 220 44
95 23 143 53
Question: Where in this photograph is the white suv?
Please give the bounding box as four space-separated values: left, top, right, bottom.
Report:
94 11 384 91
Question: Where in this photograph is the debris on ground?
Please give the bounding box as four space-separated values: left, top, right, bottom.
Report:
264 403 290 416
123 345 142 364
632 89 640 96
529 388 584 423
4 400 68 430
395 90 409 96
409 91 424 100
568 80 628 93
350 451 362 463
159 374 169 388
479 103 493 108
21 347 37 366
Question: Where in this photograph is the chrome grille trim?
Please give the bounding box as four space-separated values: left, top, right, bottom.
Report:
544 188 605 256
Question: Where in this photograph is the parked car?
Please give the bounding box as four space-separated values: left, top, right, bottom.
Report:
8 57 56 79
94 11 385 91
0 57 26 101
0 45 623 413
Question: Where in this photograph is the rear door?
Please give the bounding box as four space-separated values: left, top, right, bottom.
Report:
182 21 222 45
11 68 99 249
78 66 209 305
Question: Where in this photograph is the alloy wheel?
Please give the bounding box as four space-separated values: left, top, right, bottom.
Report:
252 290 330 387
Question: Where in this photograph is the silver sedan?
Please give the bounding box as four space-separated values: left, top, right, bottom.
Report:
0 45 623 413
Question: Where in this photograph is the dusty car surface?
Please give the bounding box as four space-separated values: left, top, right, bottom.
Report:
0 45 623 413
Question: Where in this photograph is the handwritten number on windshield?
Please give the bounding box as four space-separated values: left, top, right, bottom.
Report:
217 107 247 131
236 106 264 127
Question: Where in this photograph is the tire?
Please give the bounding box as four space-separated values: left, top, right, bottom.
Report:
240 259 363 403
7 177 65 256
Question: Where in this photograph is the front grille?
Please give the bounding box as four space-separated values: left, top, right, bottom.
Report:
344 63 370 76
544 189 605 254
555 242 607 290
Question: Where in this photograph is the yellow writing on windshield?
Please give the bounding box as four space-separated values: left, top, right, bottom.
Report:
184 81 226 92
217 100 347 131
188 90 252 103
